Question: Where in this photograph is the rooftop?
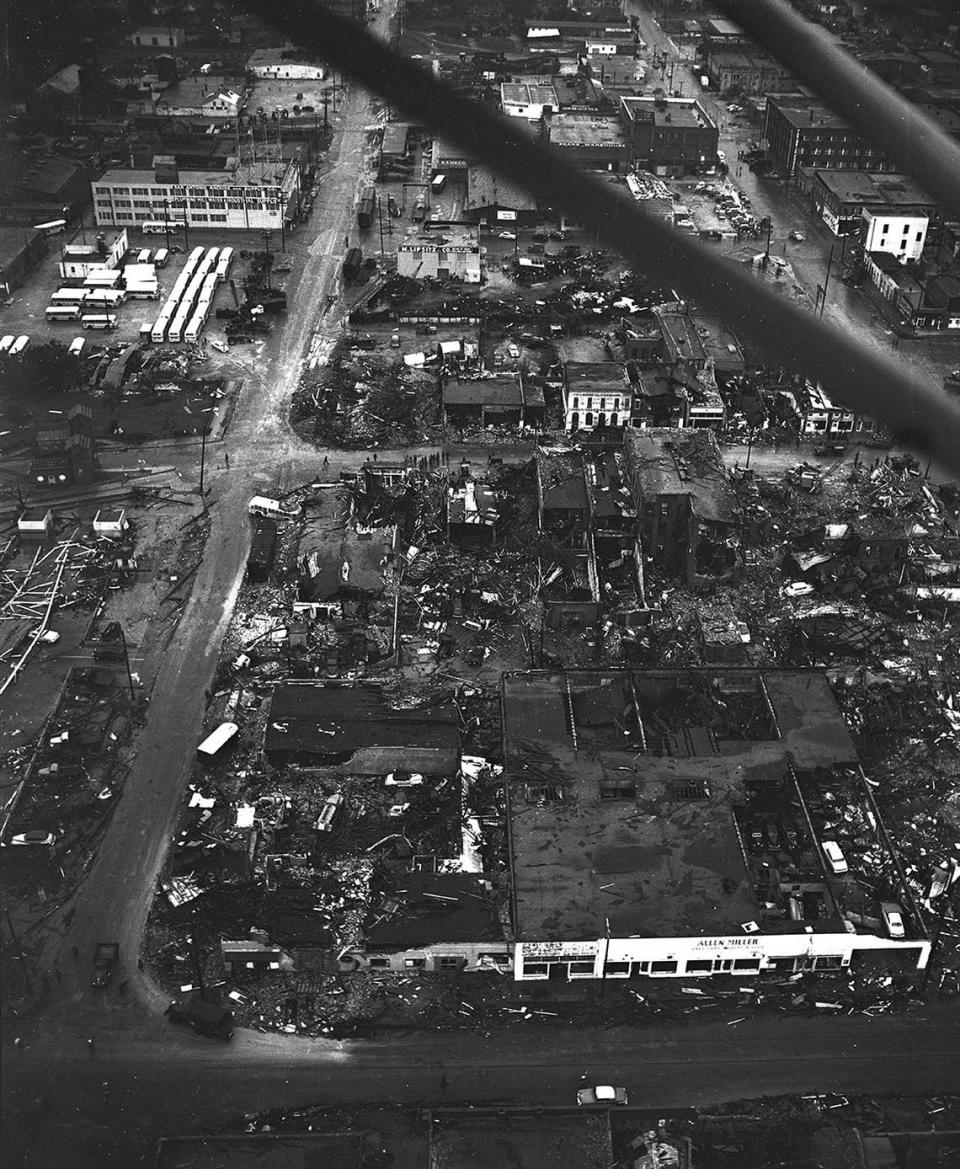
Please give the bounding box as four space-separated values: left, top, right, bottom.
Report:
95 156 298 190
397 225 480 251
536 447 589 512
655 308 707 365
769 95 856 132
620 96 716 130
815 169 937 208
443 374 524 408
548 113 628 149
501 82 559 108
563 361 628 392
623 427 739 524
366 873 502 947
264 683 459 772
503 670 859 942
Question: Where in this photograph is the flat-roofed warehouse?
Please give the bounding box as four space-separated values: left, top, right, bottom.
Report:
502 669 929 981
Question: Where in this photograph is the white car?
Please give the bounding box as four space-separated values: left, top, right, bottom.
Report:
789 230 806 242
497 231 517 240
8 830 57 847
716 150 726 163
821 840 849 875
577 1085 628 1106
880 901 905 939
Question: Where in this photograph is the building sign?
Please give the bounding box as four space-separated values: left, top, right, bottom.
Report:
496 210 518 221
520 940 597 959
693 936 762 950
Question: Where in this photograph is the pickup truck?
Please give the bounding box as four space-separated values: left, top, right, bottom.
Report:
91 941 119 988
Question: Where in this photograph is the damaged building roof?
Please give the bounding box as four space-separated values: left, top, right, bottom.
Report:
654 307 707 366
502 669 859 942
366 873 502 947
442 374 524 407
624 427 740 524
265 683 460 772
535 447 590 512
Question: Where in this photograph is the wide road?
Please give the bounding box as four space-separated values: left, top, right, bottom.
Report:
5 1004 960 1166
7 0 396 1091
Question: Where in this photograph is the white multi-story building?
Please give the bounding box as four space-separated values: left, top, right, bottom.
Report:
861 207 928 262
396 226 482 284
562 361 632 431
91 158 301 232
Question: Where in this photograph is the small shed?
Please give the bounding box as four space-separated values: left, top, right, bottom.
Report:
17 507 54 539
93 507 128 536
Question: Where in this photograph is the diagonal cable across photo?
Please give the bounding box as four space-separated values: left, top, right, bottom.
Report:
246 0 960 478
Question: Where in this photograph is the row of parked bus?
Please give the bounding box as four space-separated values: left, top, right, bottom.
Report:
45 250 168 328
150 246 233 344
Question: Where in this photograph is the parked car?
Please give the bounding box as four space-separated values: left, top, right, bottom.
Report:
880 901 906 939
813 442 848 456
8 830 57 847
821 840 849 875
497 230 516 240
789 230 806 242
577 1085 628 1107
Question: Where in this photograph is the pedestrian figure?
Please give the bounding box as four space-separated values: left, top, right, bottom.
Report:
14 1037 23 1050
71 946 79 961
225 452 230 470
137 957 144 972
323 455 329 469
87 1038 95 1052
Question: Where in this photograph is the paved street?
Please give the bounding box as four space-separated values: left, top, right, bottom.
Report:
6 1005 960 1166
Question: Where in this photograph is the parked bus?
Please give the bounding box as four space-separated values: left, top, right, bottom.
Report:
0 335 14 353
51 288 88 306
431 173 446 194
46 305 82 322
125 284 159 300
197 722 238 763
153 248 169 268
9 335 30 355
142 221 181 234
184 313 205 343
136 248 151 264
81 313 118 331
139 322 153 345
83 270 122 290
68 337 86 357
84 288 127 308
151 314 169 344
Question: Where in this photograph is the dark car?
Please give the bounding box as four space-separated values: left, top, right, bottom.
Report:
813 442 848 457
227 334 252 346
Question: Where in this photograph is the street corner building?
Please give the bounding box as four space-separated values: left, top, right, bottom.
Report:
502 669 930 983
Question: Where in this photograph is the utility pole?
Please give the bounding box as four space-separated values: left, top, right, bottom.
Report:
198 424 209 500
819 244 836 319
261 229 273 291
377 194 385 259
764 216 773 260
117 625 136 703
162 199 172 252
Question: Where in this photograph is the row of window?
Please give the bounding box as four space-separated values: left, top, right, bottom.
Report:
522 955 845 977
367 952 510 969
569 396 622 410
95 210 262 225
